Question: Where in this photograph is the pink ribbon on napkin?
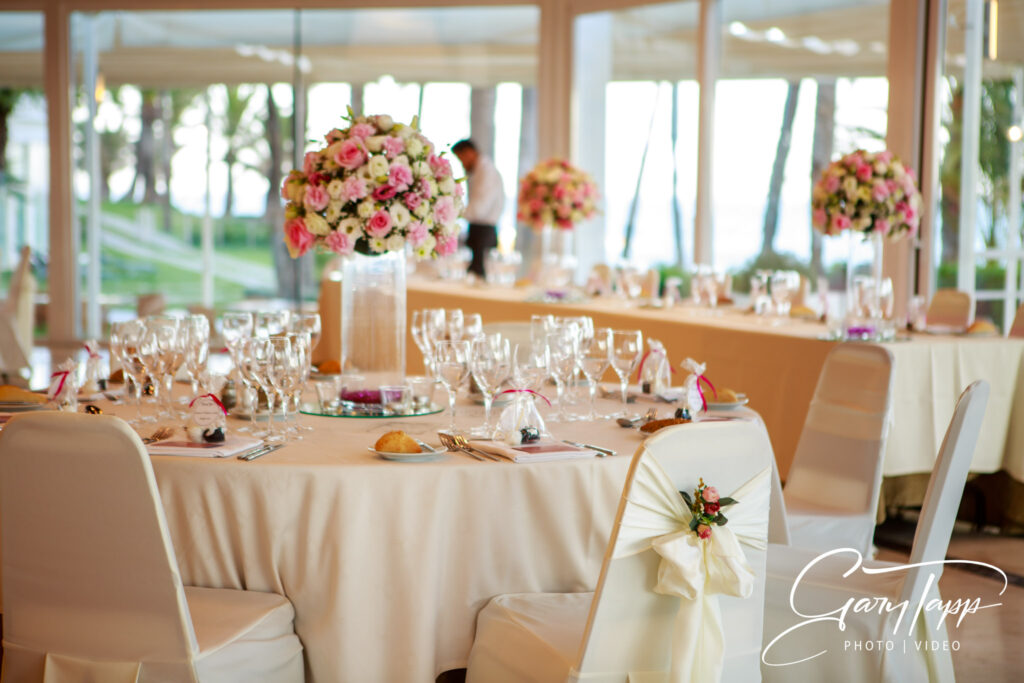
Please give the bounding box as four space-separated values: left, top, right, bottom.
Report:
49 370 70 400
497 389 552 406
696 375 717 412
189 393 228 415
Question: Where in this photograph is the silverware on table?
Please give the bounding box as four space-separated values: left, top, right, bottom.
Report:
561 439 616 457
452 434 503 462
142 426 174 444
438 432 484 461
238 444 284 461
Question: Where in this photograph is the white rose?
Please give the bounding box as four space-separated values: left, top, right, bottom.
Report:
440 222 458 237
427 178 439 196
842 177 858 198
339 217 362 236
365 136 386 153
288 182 305 203
389 204 412 229
357 164 374 182
325 200 343 223
368 237 387 253
412 161 430 178
327 178 344 200
406 137 424 157
392 154 411 169
396 123 414 140
368 154 390 179
373 115 394 132
413 202 430 219
357 200 375 218
386 234 405 252
305 213 330 236
438 177 456 195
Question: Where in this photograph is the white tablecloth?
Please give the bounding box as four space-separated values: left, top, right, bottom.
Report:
110 395 772 683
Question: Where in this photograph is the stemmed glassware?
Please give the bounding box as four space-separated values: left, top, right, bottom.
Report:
463 313 483 341
254 310 290 338
237 337 266 432
222 312 254 427
286 332 313 433
253 336 290 444
470 335 511 436
434 339 470 434
771 271 795 317
445 309 465 341
290 313 322 355
609 329 643 416
182 315 210 399
140 316 182 422
578 327 612 420
545 326 579 422
512 343 548 393
109 320 147 424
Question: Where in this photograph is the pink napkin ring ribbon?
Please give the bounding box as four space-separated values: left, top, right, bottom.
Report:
497 389 552 406
189 393 228 415
697 375 717 411
636 349 676 381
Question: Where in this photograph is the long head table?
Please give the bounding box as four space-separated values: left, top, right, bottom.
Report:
100 393 777 682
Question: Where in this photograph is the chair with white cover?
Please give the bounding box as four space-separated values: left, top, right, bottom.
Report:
926 289 973 330
761 380 989 683
0 245 35 377
783 343 894 557
466 420 776 683
0 412 305 683
1010 302 1024 338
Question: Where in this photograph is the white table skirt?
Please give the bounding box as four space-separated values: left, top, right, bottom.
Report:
123 396 770 683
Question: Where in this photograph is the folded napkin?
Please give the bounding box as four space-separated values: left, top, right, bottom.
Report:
147 435 262 458
468 439 596 463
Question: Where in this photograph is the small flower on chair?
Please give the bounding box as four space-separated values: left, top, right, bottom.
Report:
680 478 738 539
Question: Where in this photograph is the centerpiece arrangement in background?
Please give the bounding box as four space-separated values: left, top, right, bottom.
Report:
811 149 921 339
282 111 464 389
517 159 599 290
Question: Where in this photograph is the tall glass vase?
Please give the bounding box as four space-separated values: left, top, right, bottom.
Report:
538 225 576 290
844 230 884 338
341 250 406 389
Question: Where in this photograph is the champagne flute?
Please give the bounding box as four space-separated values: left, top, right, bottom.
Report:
110 320 147 424
286 331 313 433
545 327 578 422
609 329 643 416
434 339 470 434
578 327 612 420
411 310 435 374
445 309 465 341
237 337 265 433
470 335 511 436
183 315 210 399
463 313 483 341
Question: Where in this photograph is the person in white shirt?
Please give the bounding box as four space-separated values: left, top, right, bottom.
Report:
453 139 504 278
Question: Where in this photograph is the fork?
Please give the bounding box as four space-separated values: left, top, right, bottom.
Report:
142 426 174 444
438 432 491 461
451 434 503 462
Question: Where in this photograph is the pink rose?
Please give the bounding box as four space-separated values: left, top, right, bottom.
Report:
831 214 851 233
307 172 326 187
528 199 544 213
895 201 915 222
553 184 568 200
702 487 720 504
876 150 894 164
325 229 354 255
556 218 573 229
455 183 465 199
349 123 375 141
341 176 368 203
436 234 457 256
901 175 917 196
704 501 721 515
382 136 405 159
428 154 452 179
366 209 393 238
388 164 413 191
372 184 398 201
433 196 456 225
824 175 840 194
334 139 366 170
280 181 292 200
812 208 827 228
303 151 319 176
875 218 891 236
285 217 314 257
304 184 329 213
697 524 712 540
856 163 873 183
407 221 429 246
403 192 422 211
418 177 434 199
872 180 890 202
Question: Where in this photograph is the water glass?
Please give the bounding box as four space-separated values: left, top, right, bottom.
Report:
470 336 511 435
578 327 612 420
609 329 643 415
435 340 471 434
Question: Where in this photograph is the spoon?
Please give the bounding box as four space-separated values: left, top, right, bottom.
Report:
616 408 657 428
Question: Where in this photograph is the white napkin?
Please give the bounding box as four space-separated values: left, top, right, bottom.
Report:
468 439 596 463
147 435 262 458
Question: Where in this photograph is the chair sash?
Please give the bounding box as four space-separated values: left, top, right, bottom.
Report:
614 454 770 683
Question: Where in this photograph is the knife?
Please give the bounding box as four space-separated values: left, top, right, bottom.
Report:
238 444 284 461
562 439 616 457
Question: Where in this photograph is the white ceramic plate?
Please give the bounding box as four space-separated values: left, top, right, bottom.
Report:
0 401 49 412
368 443 445 462
706 397 749 410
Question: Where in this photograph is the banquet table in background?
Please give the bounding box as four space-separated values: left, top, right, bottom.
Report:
401 279 1024 488
118 394 776 683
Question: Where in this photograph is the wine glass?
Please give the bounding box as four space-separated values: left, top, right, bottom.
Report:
259 336 291 444
254 310 290 338
183 315 210 399
530 314 554 350
512 343 548 393
770 271 793 317
109 319 147 424
411 310 436 375
545 327 578 422
423 308 447 348
445 309 465 341
142 316 181 422
290 313 322 355
236 337 265 433
578 327 612 420
609 329 643 416
434 339 470 434
222 312 254 352
286 331 313 433
463 313 483 341
470 335 511 436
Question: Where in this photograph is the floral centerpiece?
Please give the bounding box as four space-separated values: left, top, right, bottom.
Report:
680 478 738 539
281 111 465 260
516 158 599 231
811 149 921 240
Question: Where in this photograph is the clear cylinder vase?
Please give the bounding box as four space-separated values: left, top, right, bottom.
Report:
844 230 884 338
341 250 406 389
538 226 576 290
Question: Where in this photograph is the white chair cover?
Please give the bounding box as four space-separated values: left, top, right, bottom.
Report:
762 381 990 683
0 245 33 374
0 412 304 683
1010 302 1024 338
466 420 774 683
926 289 973 330
784 343 894 556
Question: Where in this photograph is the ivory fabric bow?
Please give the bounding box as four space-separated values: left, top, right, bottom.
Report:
614 455 771 683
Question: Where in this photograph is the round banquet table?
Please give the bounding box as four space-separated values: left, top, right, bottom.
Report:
101 393 776 682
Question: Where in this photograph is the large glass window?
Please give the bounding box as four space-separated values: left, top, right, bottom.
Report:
716 0 890 290
937 0 1024 331
0 12 47 338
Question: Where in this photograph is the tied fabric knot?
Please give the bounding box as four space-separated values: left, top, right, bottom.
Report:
189 393 228 415
636 348 677 381
681 358 717 412
615 454 770 683
83 342 101 360
496 388 551 406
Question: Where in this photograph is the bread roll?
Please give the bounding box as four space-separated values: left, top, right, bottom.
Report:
374 430 421 453
0 385 47 404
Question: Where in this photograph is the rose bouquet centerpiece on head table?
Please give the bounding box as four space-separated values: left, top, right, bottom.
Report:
516 158 599 232
811 149 922 339
282 110 465 260
281 111 465 391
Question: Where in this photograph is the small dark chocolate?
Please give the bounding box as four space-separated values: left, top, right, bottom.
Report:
202 427 226 443
674 407 691 420
84 404 103 414
520 426 540 443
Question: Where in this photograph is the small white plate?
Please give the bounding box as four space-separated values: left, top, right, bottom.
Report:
368 443 445 462
706 397 749 410
0 401 48 412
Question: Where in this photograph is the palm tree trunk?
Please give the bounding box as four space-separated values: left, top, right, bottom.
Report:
761 80 801 257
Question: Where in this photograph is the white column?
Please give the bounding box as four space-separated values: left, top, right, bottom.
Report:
82 15 102 339
201 90 214 308
1005 69 1023 333
538 0 572 160
958 0 984 296
572 12 612 279
694 0 721 266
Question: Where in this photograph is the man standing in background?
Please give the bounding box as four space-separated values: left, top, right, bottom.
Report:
452 139 504 278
